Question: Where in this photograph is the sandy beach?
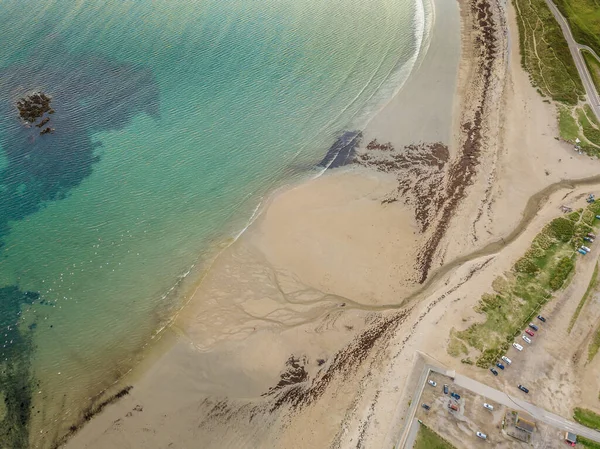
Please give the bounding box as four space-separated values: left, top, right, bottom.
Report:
61 0 600 447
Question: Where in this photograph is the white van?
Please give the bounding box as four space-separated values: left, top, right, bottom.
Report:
483 403 494 411
501 356 512 365
513 342 523 351
476 431 487 440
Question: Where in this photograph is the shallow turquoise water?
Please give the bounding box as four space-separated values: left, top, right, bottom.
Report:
0 0 426 446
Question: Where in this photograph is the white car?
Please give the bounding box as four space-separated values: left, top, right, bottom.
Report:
513 342 523 351
476 431 487 440
522 335 532 344
483 403 494 411
428 380 437 387
501 356 512 365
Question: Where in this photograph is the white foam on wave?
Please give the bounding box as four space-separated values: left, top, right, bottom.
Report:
350 0 433 130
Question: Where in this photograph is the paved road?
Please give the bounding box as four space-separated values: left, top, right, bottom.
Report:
545 0 600 121
403 419 420 449
454 373 600 443
395 361 600 448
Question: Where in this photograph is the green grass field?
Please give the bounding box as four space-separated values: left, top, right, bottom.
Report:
554 0 600 58
451 202 600 368
578 108 600 139
574 407 600 430
579 435 600 449
558 104 600 155
413 423 456 449
513 0 584 105
559 106 581 141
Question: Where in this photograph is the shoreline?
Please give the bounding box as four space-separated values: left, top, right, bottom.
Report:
59 0 600 446
59 0 460 446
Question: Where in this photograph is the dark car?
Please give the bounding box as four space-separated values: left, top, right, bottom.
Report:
422 403 430 410
518 384 529 393
537 315 546 322
443 384 448 394
490 368 498 376
529 323 539 331
451 392 460 400
496 363 505 370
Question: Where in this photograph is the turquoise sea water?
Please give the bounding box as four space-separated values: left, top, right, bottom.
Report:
0 0 427 446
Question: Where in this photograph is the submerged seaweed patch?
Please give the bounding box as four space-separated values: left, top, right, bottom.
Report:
0 49 160 245
0 286 40 449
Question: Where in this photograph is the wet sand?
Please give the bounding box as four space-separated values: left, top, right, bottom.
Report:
61 0 600 447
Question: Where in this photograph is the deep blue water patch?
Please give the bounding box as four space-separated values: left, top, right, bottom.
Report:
0 286 40 449
0 50 160 245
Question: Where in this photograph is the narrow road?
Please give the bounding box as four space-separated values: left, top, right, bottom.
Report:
395 361 600 448
453 374 600 442
544 0 600 121
403 419 420 449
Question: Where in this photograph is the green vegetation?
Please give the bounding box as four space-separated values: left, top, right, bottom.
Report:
513 0 584 105
588 323 600 361
577 108 600 145
413 423 456 449
553 0 600 57
574 407 600 429
558 104 600 156
587 105 600 128
568 262 598 334
559 106 581 141
450 202 600 368
447 332 468 357
583 51 600 99
578 435 600 449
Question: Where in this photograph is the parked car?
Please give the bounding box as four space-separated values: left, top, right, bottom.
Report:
490 368 498 376
476 431 487 440
513 342 524 351
578 248 588 255
443 384 448 394
522 335 532 344
525 329 535 337
496 363 505 370
428 380 437 387
518 384 529 393
537 315 546 322
528 323 538 331
483 403 494 411
449 403 458 411
583 246 592 252
451 392 460 400
501 356 512 365
588 233 596 239
422 403 430 410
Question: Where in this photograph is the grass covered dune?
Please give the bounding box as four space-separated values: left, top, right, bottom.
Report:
450 200 600 368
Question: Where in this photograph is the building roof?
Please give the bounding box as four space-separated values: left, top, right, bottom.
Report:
515 416 536 433
566 432 577 443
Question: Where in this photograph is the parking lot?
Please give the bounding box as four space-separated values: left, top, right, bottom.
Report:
415 371 569 448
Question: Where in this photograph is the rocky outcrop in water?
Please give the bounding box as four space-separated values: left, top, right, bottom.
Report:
16 92 57 135
16 92 52 123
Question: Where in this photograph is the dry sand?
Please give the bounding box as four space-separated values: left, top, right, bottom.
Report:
62 0 600 447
